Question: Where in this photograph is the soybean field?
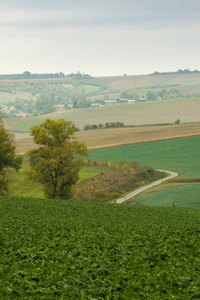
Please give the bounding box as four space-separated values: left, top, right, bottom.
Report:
1 197 200 299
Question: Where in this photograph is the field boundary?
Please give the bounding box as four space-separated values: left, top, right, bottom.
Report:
16 132 200 155
88 132 200 150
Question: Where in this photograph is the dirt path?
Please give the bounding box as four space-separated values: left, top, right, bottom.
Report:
115 170 179 204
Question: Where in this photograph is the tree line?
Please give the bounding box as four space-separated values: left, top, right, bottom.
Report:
83 122 125 130
84 159 140 173
0 71 92 80
147 88 183 101
150 69 200 75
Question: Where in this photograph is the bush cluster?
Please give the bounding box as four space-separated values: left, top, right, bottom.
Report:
75 160 166 202
84 159 140 172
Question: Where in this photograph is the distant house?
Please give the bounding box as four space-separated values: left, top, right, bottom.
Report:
1 106 32 117
135 98 147 102
67 104 73 108
91 103 103 107
128 100 136 103
119 99 128 103
53 104 65 111
105 100 117 105
1 106 16 113
15 112 32 117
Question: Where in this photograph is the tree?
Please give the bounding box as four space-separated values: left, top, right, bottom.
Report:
147 90 157 101
83 124 90 130
26 118 89 199
174 119 181 125
0 123 22 194
98 123 104 129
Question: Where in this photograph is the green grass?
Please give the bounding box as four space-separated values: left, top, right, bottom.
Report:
180 80 200 86
8 166 105 198
5 96 200 131
81 84 100 94
78 167 106 181
131 183 200 208
2 196 200 298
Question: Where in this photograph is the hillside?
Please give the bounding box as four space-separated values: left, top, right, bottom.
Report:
1 72 200 106
4 96 200 132
2 72 200 87
77 72 200 89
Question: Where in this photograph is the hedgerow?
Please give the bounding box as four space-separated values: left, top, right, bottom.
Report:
1 196 200 299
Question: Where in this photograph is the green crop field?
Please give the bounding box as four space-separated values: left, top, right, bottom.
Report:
131 183 200 208
5 96 200 131
1 196 200 299
90 136 200 179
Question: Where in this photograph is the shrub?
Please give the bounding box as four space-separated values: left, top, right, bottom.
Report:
174 119 181 124
138 169 150 180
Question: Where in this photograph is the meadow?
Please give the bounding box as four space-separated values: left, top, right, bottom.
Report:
1 196 200 299
5 96 200 131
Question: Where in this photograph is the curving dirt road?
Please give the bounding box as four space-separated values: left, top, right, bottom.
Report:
115 169 179 204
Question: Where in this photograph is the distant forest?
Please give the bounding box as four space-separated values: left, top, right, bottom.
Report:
150 69 200 75
0 71 93 80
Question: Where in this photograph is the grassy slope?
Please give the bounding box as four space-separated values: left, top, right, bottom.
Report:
8 167 105 198
1 196 200 298
5 96 200 131
89 136 200 207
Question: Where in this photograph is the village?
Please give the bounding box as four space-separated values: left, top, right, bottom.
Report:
0 97 147 118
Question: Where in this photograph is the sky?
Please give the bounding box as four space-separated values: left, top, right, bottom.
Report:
0 0 200 76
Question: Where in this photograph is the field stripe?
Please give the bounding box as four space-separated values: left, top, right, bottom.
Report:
88 132 200 150
16 132 200 155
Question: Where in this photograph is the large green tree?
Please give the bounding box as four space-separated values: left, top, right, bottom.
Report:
26 118 89 199
0 123 22 194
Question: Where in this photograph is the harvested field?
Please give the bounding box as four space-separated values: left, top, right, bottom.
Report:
5 97 200 131
77 73 200 88
15 122 200 154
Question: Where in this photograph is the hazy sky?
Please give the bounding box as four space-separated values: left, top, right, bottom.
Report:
1 0 200 76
